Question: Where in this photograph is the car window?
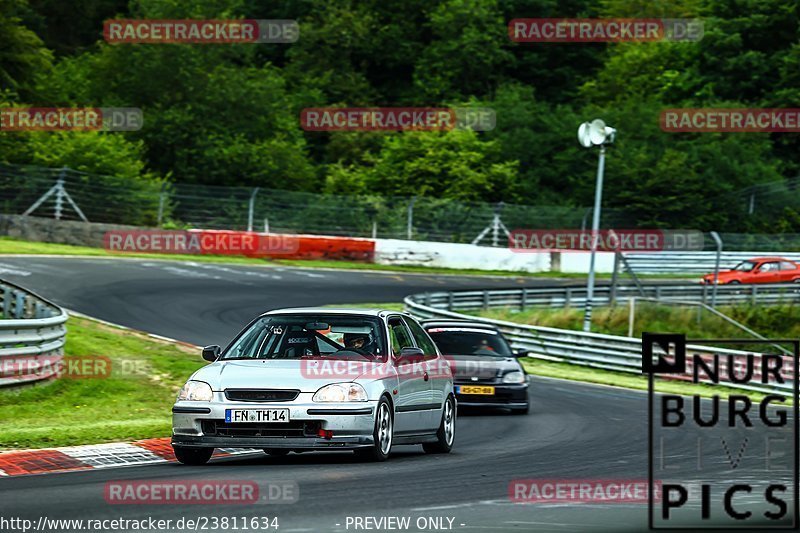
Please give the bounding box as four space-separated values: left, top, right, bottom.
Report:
425 327 513 357
733 261 757 271
223 314 387 361
403 316 438 356
387 317 414 356
780 261 795 270
760 262 779 272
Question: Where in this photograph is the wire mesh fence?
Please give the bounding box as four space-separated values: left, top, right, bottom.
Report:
3 162 800 247
0 163 637 242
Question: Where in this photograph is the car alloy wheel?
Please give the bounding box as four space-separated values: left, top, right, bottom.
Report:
355 396 393 462
423 395 455 454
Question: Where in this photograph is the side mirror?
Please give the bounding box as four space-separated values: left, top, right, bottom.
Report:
514 350 532 359
202 345 221 362
397 346 424 363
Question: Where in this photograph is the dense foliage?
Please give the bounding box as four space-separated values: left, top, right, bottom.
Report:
1 0 798 231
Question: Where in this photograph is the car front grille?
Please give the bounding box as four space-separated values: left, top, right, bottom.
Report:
201 420 321 438
454 376 498 385
224 389 300 402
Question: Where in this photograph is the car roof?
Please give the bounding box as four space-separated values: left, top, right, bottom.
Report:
261 307 404 318
421 319 501 332
749 257 793 262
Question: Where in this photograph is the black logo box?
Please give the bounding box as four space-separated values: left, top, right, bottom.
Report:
643 333 799 530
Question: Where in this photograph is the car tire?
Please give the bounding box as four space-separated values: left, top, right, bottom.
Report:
173 446 213 465
355 397 393 462
263 449 290 456
728 280 740 284
423 395 456 454
511 403 530 415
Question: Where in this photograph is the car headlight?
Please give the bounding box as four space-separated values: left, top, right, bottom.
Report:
177 380 213 401
502 371 526 384
313 383 368 402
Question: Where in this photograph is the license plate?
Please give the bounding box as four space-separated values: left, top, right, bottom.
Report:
225 408 290 423
456 385 495 395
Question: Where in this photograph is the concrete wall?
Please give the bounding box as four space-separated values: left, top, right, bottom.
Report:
374 238 550 273
557 251 617 274
0 215 145 248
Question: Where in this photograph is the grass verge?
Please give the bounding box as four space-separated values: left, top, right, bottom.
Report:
0 316 203 450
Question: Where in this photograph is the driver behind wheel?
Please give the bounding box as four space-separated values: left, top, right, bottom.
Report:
343 333 369 351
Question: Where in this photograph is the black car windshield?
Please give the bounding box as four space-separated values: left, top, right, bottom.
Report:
223 314 387 361
426 328 512 357
732 261 757 271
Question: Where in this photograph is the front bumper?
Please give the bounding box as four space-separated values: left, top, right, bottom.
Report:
454 383 529 408
171 395 377 450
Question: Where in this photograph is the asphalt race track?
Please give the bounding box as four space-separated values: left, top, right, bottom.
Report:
0 257 790 532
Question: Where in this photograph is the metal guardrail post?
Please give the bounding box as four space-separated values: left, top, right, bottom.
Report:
751 286 757 305
609 252 621 306
482 291 489 311
710 231 723 308
247 187 260 232
447 292 454 311
157 182 167 227
14 291 24 319
406 197 416 240
564 288 572 309
521 288 527 311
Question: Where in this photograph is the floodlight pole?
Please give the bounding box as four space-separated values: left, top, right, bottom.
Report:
582 144 606 332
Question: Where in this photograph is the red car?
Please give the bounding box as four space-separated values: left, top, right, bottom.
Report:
701 257 800 285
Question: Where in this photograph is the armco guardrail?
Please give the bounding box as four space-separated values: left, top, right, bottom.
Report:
404 292 794 395
0 280 67 387
623 251 800 274
413 283 799 311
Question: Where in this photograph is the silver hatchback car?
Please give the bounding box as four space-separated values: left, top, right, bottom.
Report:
171 308 456 464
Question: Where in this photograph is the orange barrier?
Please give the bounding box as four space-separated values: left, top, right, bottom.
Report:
280 234 375 261
104 229 375 262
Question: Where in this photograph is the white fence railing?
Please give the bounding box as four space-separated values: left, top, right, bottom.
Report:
623 251 800 274
413 283 800 312
0 280 67 387
404 292 794 395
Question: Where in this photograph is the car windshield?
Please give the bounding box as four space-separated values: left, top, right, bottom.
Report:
732 261 757 271
426 328 512 357
223 314 387 361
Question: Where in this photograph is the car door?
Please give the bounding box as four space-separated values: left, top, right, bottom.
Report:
387 316 431 435
779 261 799 282
756 261 781 283
403 316 446 430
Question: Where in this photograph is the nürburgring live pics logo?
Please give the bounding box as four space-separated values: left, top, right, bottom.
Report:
643 333 799 529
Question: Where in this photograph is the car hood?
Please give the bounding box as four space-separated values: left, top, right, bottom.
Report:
193 359 335 393
703 270 738 280
444 354 521 380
